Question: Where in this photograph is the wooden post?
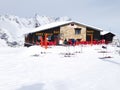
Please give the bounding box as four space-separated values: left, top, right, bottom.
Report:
90 34 93 46
87 34 93 46
45 34 48 49
40 36 43 47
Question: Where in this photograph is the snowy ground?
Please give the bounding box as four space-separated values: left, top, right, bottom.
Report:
0 45 120 90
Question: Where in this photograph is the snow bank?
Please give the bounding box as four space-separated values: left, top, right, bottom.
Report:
0 45 120 90
0 39 7 47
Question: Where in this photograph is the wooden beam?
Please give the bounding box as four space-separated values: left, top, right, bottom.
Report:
87 34 93 46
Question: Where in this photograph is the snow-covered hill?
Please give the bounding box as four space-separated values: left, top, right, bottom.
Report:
0 14 71 47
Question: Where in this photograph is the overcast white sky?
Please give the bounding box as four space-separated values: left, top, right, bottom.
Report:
0 0 120 34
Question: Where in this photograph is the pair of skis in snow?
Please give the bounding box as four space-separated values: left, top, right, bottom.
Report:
99 45 112 59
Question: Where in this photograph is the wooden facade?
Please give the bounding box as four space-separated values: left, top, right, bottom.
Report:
86 27 101 41
24 22 102 46
101 32 115 43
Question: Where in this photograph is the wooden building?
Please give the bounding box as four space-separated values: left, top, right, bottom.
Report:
24 21 102 46
101 31 115 44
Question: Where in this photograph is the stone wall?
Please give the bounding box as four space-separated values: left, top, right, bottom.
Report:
60 23 86 41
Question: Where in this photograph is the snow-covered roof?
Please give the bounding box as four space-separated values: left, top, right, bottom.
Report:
24 21 103 34
23 21 70 34
101 31 109 35
101 31 115 35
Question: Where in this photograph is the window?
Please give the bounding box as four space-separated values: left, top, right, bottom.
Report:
38 36 41 40
48 36 52 41
75 28 81 35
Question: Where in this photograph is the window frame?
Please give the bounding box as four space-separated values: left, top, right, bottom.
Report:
75 28 81 35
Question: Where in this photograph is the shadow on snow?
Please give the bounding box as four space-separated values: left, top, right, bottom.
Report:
102 59 120 66
17 83 45 90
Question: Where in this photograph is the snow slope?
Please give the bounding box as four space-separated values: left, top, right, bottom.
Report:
0 15 71 47
0 45 120 90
